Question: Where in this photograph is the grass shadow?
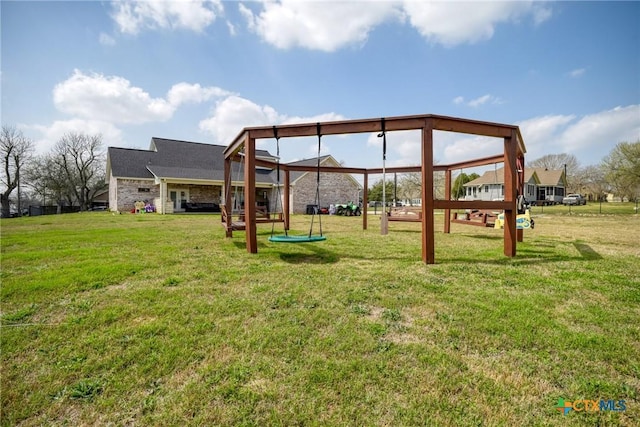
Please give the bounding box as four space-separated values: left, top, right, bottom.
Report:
573 242 603 260
278 243 340 264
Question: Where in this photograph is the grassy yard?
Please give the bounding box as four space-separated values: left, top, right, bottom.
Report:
1 209 638 426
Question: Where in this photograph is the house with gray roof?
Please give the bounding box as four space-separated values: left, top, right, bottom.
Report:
463 167 566 205
106 137 360 214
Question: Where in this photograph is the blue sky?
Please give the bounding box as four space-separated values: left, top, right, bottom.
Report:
2 1 639 173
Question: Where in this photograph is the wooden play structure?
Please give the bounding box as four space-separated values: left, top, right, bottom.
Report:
451 210 497 228
222 113 527 264
388 206 423 222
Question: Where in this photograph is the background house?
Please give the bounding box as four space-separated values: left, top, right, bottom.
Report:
106 138 360 214
285 156 362 214
463 167 566 205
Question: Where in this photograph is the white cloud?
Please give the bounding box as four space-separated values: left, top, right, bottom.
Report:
239 0 400 51
240 1 553 51
53 70 231 125
29 119 123 154
568 68 586 78
226 20 237 36
366 130 422 166
403 1 551 46
468 94 492 108
199 96 283 144
518 105 640 163
53 70 175 124
167 82 234 106
198 95 345 146
99 32 116 46
454 94 503 107
112 0 223 35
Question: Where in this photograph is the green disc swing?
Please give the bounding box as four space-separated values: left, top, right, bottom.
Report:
269 124 327 243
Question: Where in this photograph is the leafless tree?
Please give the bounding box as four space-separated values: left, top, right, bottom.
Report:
1 126 34 217
51 133 106 211
528 153 581 192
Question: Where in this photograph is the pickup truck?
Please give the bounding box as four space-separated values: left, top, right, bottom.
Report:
562 194 586 205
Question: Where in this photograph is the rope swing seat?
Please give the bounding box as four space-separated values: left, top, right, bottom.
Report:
269 124 326 244
269 234 327 243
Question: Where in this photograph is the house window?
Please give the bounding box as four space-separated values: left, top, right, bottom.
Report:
484 185 489 193
138 188 150 193
501 185 504 196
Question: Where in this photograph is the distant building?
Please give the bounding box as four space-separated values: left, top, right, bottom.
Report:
463 167 567 205
106 137 360 214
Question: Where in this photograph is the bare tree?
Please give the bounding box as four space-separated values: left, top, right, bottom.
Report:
51 133 106 211
602 141 640 201
24 154 74 211
1 126 34 217
528 153 581 192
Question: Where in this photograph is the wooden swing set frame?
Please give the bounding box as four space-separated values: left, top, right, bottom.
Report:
223 113 526 264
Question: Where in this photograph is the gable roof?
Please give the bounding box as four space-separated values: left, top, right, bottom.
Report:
529 167 565 186
281 155 361 189
464 166 564 187
107 138 277 183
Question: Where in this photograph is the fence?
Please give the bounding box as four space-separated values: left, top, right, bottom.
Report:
28 205 82 216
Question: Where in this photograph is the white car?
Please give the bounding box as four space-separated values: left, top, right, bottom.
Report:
562 194 587 205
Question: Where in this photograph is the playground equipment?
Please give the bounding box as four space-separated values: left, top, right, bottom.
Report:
222 113 527 264
268 125 326 243
494 196 535 229
387 206 422 222
451 210 497 227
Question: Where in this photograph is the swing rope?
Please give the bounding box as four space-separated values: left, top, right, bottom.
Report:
268 124 326 243
270 126 287 238
309 123 324 238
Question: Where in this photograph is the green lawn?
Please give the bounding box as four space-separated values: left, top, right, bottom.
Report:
1 209 638 426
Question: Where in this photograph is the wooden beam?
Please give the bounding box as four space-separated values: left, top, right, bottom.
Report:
225 114 520 146
441 154 505 171
224 130 248 159
363 173 368 230
433 200 510 210
367 165 422 174
285 165 367 174
421 121 435 264
432 117 515 138
503 130 517 257
245 136 257 254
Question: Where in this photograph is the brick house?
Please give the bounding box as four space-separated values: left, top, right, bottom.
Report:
285 156 362 213
106 137 360 214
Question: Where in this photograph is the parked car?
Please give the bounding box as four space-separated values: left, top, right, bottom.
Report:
562 194 587 205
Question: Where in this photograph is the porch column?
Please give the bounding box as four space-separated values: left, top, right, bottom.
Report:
160 180 167 214
421 120 435 264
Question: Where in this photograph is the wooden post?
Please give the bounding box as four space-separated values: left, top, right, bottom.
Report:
503 130 517 257
284 169 290 230
363 172 368 230
421 120 435 264
224 157 232 237
245 135 257 253
444 169 452 234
